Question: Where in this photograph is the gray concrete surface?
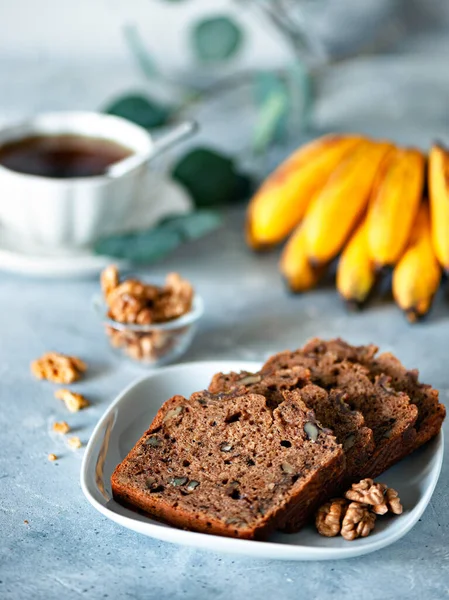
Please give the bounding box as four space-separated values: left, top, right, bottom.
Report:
1 210 448 600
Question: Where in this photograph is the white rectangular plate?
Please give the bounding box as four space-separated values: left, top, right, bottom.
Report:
81 361 444 561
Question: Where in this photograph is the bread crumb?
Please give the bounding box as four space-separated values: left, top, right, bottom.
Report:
55 389 89 412
67 436 82 450
48 453 58 461
52 421 70 434
24 520 29 525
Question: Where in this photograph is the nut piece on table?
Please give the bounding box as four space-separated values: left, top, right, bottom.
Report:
372 487 403 515
67 436 82 450
31 352 87 384
52 421 71 435
55 389 89 413
316 498 349 537
47 453 58 461
341 502 376 541
345 478 387 506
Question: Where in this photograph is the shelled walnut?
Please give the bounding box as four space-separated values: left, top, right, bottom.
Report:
341 502 376 541
345 478 403 515
315 478 403 541
345 478 387 506
316 498 349 537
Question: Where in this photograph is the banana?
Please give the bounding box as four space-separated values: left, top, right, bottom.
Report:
280 224 323 292
302 140 393 265
246 134 364 250
392 203 441 322
429 143 449 272
336 218 375 307
367 147 424 268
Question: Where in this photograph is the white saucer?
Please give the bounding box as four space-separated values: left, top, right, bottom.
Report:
0 174 191 278
81 361 444 561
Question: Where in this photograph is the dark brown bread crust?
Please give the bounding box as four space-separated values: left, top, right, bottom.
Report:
111 388 344 539
209 366 311 408
264 338 445 476
370 353 445 448
209 367 374 482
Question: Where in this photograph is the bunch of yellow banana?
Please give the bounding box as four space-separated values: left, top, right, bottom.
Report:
247 134 448 322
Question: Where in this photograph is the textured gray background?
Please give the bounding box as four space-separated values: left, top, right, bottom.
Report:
1 210 448 600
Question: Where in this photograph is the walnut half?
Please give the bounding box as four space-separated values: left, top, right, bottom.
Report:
345 478 403 515
316 498 349 537
345 478 387 506
341 502 376 541
372 487 403 515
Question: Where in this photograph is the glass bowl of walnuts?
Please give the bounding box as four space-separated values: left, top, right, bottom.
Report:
94 266 203 367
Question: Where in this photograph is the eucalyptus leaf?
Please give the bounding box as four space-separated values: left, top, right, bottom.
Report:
160 210 223 240
172 148 251 207
287 62 313 130
94 210 222 263
252 72 289 154
192 16 243 63
104 94 171 129
94 228 182 263
123 24 159 80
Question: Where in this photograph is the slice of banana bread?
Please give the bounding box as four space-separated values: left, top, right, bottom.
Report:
296 338 445 449
263 338 444 475
277 338 445 449
111 388 345 540
209 366 374 482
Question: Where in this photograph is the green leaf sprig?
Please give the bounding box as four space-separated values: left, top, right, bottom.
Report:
94 211 223 263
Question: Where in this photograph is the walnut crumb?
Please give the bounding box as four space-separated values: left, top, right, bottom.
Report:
48 453 58 461
52 421 70 434
31 352 86 384
55 389 89 413
67 436 82 450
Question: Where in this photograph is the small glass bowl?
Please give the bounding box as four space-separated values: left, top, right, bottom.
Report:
93 293 204 368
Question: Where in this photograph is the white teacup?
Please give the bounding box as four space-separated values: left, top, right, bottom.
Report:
0 112 168 247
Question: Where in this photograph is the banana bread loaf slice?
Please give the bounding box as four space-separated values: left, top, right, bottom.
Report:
263 339 437 476
209 366 374 482
111 388 344 539
269 338 445 456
